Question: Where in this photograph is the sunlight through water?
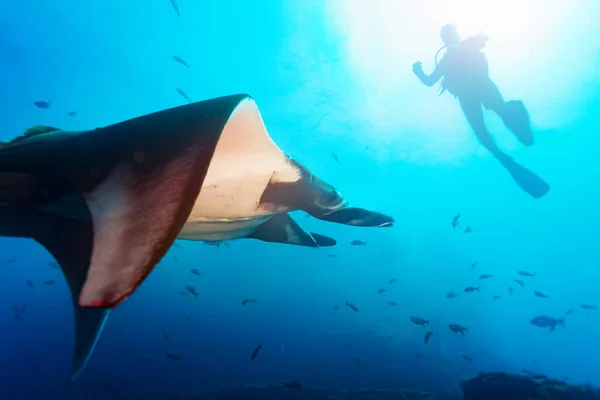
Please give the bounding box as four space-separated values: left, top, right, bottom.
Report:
325 0 600 162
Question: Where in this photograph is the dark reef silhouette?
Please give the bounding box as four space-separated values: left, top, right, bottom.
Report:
114 372 600 400
460 372 600 400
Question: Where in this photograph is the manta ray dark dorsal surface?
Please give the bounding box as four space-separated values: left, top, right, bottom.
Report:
0 94 251 308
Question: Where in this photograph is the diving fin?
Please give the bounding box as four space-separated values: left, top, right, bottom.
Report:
0 207 109 380
502 100 534 146
496 156 550 199
248 213 336 247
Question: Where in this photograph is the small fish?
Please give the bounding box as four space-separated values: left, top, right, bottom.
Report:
6 258 15 264
170 0 180 16
172 55 191 68
362 145 370 151
281 381 302 389
330 152 341 164
508 286 514 296
565 308 573 315
409 316 429 326
33 100 51 108
203 241 230 249
470 262 478 269
534 291 548 299
183 316 191 322
345 301 359 312
415 353 425 359
350 240 367 246
161 330 172 340
251 344 262 360
48 261 59 269
448 324 468 334
352 357 361 364
517 271 536 277
581 304 597 311
333 304 340 310
460 354 472 362
172 243 182 248
241 297 258 305
185 285 199 298
387 301 400 306
12 304 27 313
376 288 387 294
26 280 34 289
492 295 502 300
424 330 435 344
464 226 472 233
388 277 397 285
13 314 22 321
529 315 565 331
176 88 191 103
166 353 184 360
451 213 460 228
464 286 480 293
190 269 203 276
327 254 338 258
532 374 548 380
513 279 525 287
446 290 458 299
43 279 56 286
67 110 77 117
344 343 354 348
478 274 492 280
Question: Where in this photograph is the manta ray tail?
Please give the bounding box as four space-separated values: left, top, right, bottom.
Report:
0 207 108 380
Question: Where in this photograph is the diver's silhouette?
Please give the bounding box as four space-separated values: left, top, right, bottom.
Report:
412 24 549 199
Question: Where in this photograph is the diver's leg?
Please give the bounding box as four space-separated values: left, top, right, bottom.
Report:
482 80 533 146
458 95 508 160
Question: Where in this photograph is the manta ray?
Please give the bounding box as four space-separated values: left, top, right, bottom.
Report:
0 94 393 380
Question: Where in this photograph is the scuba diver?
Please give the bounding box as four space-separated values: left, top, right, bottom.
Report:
412 24 549 199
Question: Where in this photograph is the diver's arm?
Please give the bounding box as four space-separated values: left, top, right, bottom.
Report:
413 60 445 87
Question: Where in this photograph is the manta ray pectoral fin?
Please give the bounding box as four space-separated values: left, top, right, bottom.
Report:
248 213 336 247
0 94 249 308
78 143 213 308
316 207 394 227
0 207 109 381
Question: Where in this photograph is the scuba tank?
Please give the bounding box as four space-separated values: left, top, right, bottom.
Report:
433 31 487 97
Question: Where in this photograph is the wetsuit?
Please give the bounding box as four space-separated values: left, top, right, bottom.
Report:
416 35 533 158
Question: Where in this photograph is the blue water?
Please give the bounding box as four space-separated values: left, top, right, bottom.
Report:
1 0 600 398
